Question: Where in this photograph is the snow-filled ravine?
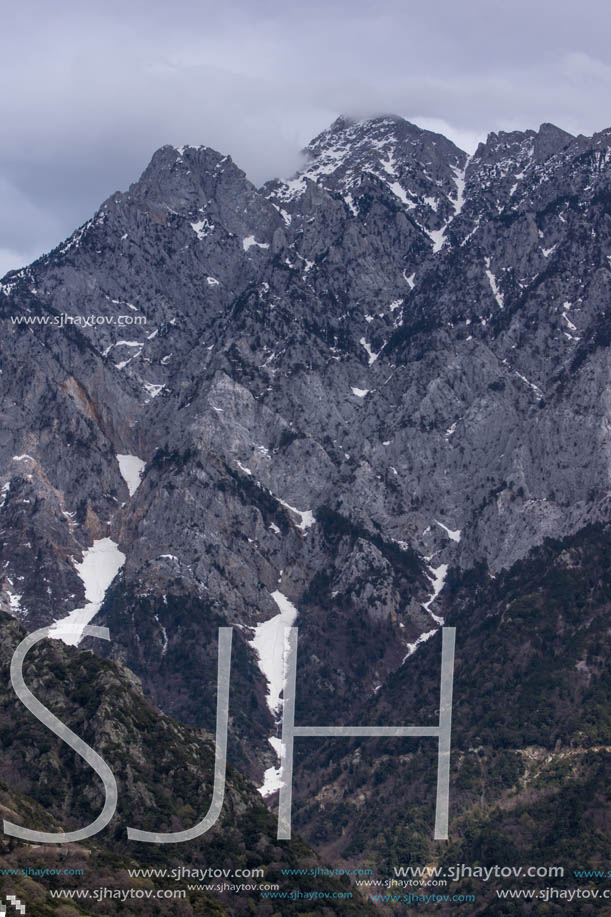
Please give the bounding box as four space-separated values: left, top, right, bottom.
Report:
402 562 449 661
49 452 145 644
49 538 125 646
116 453 146 496
250 590 299 797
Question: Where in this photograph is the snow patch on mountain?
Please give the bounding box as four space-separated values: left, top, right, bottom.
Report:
360 337 383 365
403 562 449 660
116 454 146 496
485 258 504 309
435 520 461 542
243 235 270 251
276 497 315 531
423 563 449 624
259 735 284 797
143 382 165 400
191 218 214 240
252 590 298 715
388 182 415 208
50 537 125 646
253 590 300 797
403 628 438 661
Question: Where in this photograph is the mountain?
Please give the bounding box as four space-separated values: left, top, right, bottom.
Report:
1 112 610 908
0 611 375 916
291 523 611 911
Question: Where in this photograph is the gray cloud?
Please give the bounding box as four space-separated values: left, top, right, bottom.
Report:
3 0 611 274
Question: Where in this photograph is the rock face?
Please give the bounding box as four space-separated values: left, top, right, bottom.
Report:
1 113 611 788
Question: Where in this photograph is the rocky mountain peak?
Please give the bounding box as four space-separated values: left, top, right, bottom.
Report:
326 113 360 132
265 112 468 249
310 111 411 146
302 111 464 172
116 142 260 222
535 121 574 158
472 121 574 172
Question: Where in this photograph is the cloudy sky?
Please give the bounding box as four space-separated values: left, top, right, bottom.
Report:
3 0 611 276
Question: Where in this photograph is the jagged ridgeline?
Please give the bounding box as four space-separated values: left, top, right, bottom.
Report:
1 112 610 908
